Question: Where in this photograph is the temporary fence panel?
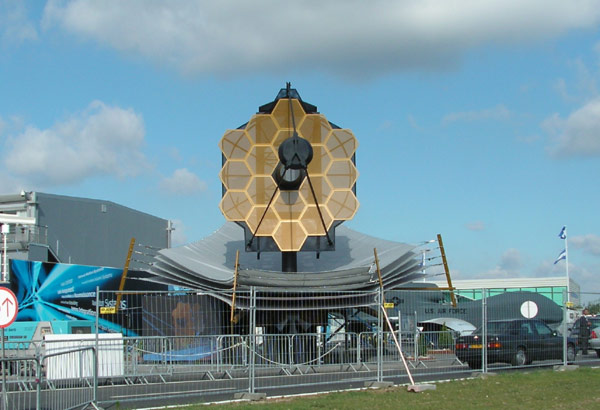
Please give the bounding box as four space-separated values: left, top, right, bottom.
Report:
96 289 251 407
10 286 584 409
246 290 387 392
40 347 98 410
44 333 123 380
454 288 578 372
0 357 38 410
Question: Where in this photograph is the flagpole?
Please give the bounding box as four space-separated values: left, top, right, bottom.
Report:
564 226 570 304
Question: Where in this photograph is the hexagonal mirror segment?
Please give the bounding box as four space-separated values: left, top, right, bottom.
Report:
326 129 357 159
219 160 253 191
300 205 334 235
219 191 253 221
272 129 294 149
247 176 277 206
220 129 251 160
273 220 308 252
326 190 359 220
246 206 280 236
273 191 306 221
326 160 358 190
246 145 278 176
307 145 332 175
271 99 306 129
298 176 333 205
299 114 332 144
245 115 278 144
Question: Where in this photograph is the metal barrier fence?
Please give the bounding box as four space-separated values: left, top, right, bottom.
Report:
1 356 38 410
1 346 98 410
1 288 598 409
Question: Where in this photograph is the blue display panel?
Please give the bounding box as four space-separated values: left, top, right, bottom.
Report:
8 260 165 336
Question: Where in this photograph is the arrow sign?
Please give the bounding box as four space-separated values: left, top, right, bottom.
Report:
0 288 18 328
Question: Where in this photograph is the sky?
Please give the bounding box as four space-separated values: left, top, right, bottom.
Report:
1 1 599 302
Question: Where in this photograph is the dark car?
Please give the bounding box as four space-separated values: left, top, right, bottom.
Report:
455 318 576 369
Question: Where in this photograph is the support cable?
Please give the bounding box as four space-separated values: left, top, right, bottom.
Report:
247 184 280 249
304 172 333 246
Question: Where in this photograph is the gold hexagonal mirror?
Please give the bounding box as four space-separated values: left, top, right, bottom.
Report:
219 86 359 254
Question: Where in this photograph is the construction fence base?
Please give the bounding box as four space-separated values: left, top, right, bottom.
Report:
364 381 394 388
234 392 267 401
407 384 436 392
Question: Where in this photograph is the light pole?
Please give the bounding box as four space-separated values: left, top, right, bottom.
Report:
1 223 8 283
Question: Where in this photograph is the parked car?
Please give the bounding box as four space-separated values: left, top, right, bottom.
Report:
569 315 600 357
455 318 576 369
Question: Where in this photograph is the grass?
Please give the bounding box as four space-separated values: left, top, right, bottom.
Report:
175 367 600 409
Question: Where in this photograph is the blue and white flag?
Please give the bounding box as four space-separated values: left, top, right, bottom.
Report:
554 249 566 264
558 226 567 240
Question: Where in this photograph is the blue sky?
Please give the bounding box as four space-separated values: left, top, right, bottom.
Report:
1 1 599 301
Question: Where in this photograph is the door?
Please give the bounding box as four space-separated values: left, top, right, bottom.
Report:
532 320 562 361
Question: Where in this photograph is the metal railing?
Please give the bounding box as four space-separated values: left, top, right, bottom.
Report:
1 346 98 410
1 288 598 408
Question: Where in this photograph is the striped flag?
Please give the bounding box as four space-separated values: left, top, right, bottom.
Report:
554 249 566 265
558 226 566 240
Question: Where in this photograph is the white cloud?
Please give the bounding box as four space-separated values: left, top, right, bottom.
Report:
517 134 541 144
553 78 572 101
572 264 599 292
499 248 523 270
0 115 26 137
594 40 600 57
159 168 207 195
570 234 600 256
554 59 599 102
377 120 394 131
535 260 599 294
534 260 559 278
42 1 600 77
465 221 485 231
544 99 600 157
443 104 511 124
0 1 37 46
168 147 183 162
0 173 27 195
484 248 524 278
571 58 598 99
1 100 148 185
407 114 422 131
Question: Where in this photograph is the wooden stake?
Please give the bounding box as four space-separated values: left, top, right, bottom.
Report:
231 250 240 324
116 237 135 312
437 234 457 308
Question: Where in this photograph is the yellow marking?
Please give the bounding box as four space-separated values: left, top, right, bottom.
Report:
100 307 116 314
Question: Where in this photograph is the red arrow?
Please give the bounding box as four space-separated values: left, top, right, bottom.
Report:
1 297 14 316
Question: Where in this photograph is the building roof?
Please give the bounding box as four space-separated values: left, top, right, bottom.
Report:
432 276 575 290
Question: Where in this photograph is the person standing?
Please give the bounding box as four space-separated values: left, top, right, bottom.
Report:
578 309 591 355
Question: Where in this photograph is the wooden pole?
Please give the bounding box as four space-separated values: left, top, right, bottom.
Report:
437 234 457 308
373 248 384 299
230 250 240 324
116 237 135 312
